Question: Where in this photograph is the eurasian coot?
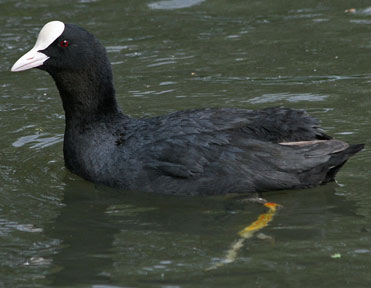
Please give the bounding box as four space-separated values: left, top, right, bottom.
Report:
11 21 364 195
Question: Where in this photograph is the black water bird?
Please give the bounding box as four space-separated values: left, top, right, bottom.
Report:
11 21 364 195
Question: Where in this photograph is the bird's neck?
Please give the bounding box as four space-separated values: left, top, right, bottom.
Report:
51 64 121 125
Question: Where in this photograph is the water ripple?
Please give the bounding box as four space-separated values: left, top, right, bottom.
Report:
147 60 177 67
0 218 43 236
350 19 371 25
247 92 328 104
148 0 206 10
12 133 63 149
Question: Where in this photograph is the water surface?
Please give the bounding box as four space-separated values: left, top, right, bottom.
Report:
1 0 371 287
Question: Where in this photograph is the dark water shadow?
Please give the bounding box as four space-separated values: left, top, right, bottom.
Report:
43 177 362 287
44 180 121 286
43 177 240 287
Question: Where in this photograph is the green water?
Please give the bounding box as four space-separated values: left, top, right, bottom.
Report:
1 0 371 287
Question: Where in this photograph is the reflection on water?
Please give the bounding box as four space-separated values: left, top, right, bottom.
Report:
12 132 63 149
247 92 328 104
148 0 206 10
347 7 371 15
1 0 371 287
0 219 43 234
39 183 368 287
46 184 119 286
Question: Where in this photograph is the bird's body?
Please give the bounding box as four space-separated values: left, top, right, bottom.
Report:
11 21 363 195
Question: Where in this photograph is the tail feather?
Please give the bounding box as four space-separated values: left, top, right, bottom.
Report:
323 144 364 183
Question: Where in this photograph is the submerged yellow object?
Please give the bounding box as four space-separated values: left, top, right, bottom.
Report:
238 202 280 237
207 201 280 270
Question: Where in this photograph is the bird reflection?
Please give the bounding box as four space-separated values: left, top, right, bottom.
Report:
43 179 361 285
45 180 120 286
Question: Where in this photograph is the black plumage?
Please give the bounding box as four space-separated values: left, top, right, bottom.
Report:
12 22 364 195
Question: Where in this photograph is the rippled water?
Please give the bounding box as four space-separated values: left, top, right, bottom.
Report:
1 0 371 287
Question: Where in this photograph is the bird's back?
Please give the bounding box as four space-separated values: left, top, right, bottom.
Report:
62 107 362 195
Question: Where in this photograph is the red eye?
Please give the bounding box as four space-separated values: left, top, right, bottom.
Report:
59 40 69 48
